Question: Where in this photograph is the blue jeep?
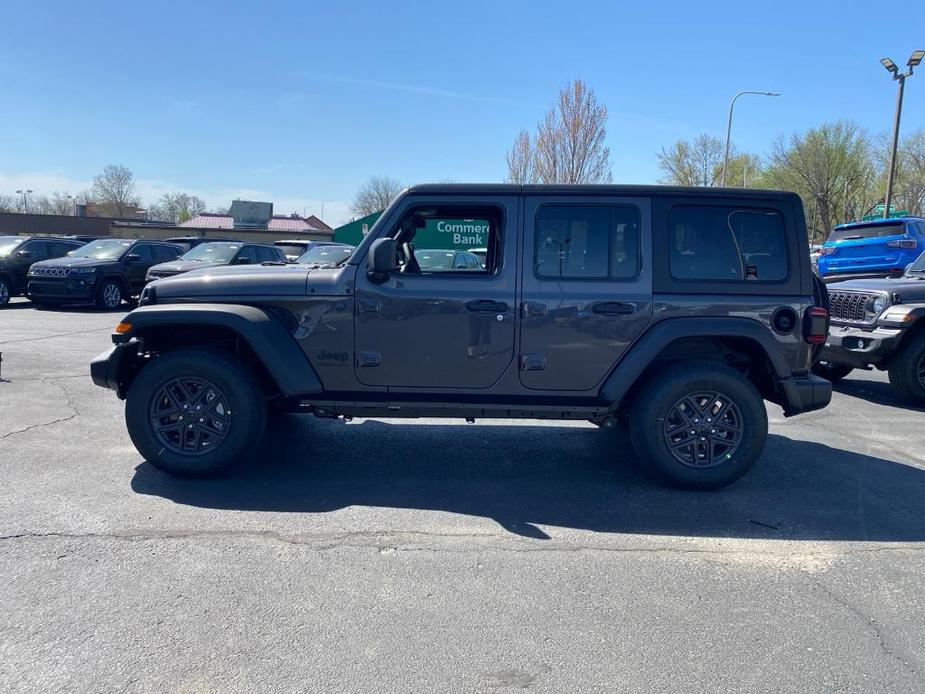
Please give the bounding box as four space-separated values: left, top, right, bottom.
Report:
817 217 925 281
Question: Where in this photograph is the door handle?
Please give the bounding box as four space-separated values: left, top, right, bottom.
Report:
466 299 508 313
590 301 637 316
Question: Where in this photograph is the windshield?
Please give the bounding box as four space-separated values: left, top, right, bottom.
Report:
71 239 133 259
828 223 906 242
180 243 241 263
297 246 354 265
0 236 23 257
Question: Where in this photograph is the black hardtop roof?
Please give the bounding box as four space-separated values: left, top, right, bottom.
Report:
405 183 796 199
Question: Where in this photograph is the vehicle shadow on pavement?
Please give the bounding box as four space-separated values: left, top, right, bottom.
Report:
834 377 925 413
131 418 925 542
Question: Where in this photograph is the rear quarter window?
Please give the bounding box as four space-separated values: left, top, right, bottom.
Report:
669 206 788 282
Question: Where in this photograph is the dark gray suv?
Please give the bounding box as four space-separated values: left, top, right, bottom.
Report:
91 185 831 489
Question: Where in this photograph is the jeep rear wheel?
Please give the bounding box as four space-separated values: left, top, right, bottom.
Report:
629 362 768 490
812 361 853 383
887 333 925 404
125 348 266 477
95 278 123 310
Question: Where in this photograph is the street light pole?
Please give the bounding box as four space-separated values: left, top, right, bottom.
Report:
721 91 780 187
881 50 923 219
15 189 33 213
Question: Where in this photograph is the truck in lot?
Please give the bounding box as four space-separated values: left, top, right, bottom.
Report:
91 184 832 490
816 250 925 403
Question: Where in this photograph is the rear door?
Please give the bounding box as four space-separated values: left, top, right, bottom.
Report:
519 195 653 391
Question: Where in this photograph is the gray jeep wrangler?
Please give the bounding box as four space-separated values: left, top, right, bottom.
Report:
91 185 831 489
816 250 925 403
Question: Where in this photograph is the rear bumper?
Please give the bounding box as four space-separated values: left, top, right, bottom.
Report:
820 325 901 368
779 374 832 417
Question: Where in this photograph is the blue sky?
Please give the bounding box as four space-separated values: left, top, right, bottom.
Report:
1 0 924 226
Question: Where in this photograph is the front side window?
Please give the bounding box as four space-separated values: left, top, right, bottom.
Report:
390 206 502 275
669 206 787 282
21 240 50 259
535 205 640 280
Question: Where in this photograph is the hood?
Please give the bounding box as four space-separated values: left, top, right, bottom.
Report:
831 274 925 302
149 263 318 299
31 256 113 269
148 259 223 275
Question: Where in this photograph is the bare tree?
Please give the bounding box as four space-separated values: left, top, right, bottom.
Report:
352 176 403 216
0 195 14 213
148 192 207 224
532 80 612 184
657 134 726 186
92 164 138 217
505 130 535 184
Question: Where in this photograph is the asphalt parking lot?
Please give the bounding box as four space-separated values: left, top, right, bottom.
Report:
1 296 924 693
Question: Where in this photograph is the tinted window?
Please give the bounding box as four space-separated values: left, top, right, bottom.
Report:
669 206 787 282
20 240 50 259
535 205 639 280
236 246 260 263
154 245 181 262
50 241 80 257
131 245 153 262
828 223 906 242
255 246 279 263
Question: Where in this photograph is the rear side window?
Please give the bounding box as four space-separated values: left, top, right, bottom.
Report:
669 206 787 282
534 205 640 280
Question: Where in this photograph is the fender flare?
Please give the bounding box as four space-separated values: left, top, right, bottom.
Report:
119 303 323 396
598 316 792 405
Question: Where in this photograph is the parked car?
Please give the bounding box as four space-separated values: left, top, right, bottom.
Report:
414 249 483 271
816 250 925 403
296 243 354 268
146 242 287 281
28 238 183 309
0 236 85 306
469 247 488 268
91 184 831 489
163 236 241 253
817 216 925 282
274 239 338 262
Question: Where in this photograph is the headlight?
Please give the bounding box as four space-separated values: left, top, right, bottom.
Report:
69 267 97 275
871 296 887 314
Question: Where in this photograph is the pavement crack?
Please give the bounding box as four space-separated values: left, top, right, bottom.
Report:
0 326 111 347
0 378 81 441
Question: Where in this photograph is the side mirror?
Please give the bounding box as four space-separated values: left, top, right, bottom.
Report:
125 253 141 262
367 238 396 283
16 249 32 258
234 256 252 265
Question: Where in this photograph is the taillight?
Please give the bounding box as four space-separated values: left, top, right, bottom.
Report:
804 307 828 344
886 238 917 249
819 246 836 256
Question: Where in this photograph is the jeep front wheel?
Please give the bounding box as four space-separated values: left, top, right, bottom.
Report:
95 278 123 310
0 276 11 306
125 348 267 477
629 362 768 490
887 333 925 404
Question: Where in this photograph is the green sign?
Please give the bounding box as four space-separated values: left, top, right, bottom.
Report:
413 219 489 250
861 204 910 221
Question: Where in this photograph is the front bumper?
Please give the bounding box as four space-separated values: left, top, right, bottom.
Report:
90 341 140 397
820 325 901 369
28 277 97 302
779 374 832 416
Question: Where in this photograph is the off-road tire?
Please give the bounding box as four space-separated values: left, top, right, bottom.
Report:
629 361 768 490
95 278 123 310
812 361 853 383
887 332 925 404
125 347 267 477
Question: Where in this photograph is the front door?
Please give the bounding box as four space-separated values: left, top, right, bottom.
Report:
519 195 653 391
353 196 518 389
125 243 153 291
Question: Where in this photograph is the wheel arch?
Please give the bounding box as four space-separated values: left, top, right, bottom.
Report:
113 304 323 398
600 317 793 411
